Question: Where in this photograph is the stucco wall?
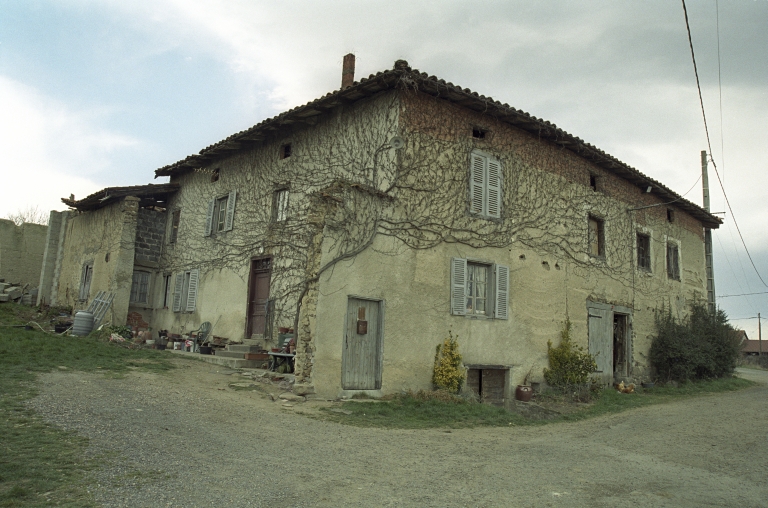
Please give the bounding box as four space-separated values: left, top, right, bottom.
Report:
0 218 47 288
54 197 139 323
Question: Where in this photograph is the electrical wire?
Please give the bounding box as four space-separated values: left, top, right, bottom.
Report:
719 291 768 298
681 0 768 287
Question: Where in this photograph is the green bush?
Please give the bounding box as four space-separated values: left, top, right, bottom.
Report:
650 303 741 382
432 331 466 393
543 320 597 388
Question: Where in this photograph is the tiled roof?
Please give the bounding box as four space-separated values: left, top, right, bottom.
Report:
154 60 722 229
742 340 767 354
62 183 180 211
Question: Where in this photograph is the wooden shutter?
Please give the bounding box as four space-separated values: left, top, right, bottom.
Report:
172 273 183 312
486 158 501 218
204 199 215 236
185 269 199 312
224 190 237 231
469 153 485 215
494 264 509 319
450 257 467 315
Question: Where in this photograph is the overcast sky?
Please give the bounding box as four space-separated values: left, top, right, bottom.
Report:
1 0 766 336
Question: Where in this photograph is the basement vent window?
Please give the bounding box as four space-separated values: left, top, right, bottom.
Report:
472 128 487 139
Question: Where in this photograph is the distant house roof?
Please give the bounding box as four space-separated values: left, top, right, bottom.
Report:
153 59 721 229
62 183 180 211
741 339 767 355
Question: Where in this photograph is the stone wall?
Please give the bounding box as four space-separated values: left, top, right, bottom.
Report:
0 218 47 288
135 208 166 264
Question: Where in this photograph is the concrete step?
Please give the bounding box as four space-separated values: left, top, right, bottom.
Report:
227 344 263 354
214 351 246 359
168 350 263 369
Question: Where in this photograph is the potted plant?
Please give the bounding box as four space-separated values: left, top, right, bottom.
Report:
515 366 535 402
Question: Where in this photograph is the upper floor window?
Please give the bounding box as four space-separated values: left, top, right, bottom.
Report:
637 233 651 271
211 168 220 182
667 242 680 280
205 190 237 236
272 188 289 222
170 210 180 243
469 150 501 219
588 216 605 258
281 143 292 159
667 208 675 223
589 174 597 191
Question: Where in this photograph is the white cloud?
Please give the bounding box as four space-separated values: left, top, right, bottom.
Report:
0 76 140 217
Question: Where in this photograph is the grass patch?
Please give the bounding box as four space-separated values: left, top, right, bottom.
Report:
0 304 175 507
320 377 755 430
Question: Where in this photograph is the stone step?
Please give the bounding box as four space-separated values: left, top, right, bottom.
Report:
168 350 263 369
227 344 263 354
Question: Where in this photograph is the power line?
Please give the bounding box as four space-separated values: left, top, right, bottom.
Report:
681 0 768 287
719 291 768 298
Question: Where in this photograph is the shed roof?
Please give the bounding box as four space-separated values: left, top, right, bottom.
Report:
62 183 180 211
154 60 721 229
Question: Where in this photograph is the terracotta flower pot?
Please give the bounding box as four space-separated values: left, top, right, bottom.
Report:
515 385 533 402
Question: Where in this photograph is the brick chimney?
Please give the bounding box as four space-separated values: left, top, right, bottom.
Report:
341 53 355 89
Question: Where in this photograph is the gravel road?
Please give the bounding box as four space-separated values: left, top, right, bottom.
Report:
28 361 768 507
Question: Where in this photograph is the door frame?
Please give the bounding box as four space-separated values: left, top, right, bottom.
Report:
587 301 633 383
244 255 272 340
341 295 385 394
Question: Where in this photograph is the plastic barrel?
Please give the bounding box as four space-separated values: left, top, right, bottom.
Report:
73 311 95 336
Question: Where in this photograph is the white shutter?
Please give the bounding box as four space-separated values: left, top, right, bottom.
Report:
486 158 501 219
450 257 467 315
172 273 183 312
469 153 485 215
224 190 236 231
185 269 199 312
494 264 509 320
204 199 215 236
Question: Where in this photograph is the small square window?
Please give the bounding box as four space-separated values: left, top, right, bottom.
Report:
667 242 680 280
472 128 487 139
588 216 605 258
637 233 651 271
211 168 220 182
272 189 289 222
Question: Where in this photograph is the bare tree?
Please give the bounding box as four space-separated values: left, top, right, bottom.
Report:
5 205 49 226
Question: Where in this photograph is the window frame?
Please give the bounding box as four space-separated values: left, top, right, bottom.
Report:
79 263 93 301
169 209 180 244
666 240 681 281
172 269 199 313
130 270 151 305
588 215 606 259
468 150 502 220
272 188 290 222
205 190 236 236
636 232 651 272
215 195 229 233
450 258 509 319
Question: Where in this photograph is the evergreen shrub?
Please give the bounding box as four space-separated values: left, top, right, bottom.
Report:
543 320 598 388
432 331 466 393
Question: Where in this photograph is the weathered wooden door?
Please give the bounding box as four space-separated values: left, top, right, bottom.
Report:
342 298 382 390
246 258 271 338
588 306 613 384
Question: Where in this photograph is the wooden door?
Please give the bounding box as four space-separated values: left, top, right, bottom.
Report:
588 306 613 384
246 258 271 338
342 298 382 390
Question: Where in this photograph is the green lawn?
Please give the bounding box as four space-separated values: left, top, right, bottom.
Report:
0 305 174 507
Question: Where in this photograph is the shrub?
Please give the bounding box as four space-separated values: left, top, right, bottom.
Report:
649 303 741 382
432 331 466 393
543 320 597 388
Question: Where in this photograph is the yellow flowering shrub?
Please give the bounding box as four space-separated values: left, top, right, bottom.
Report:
432 332 465 393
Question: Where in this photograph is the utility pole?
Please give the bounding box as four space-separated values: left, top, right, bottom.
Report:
702 151 716 314
759 312 762 356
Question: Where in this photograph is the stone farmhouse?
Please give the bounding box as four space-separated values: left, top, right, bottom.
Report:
43 56 721 400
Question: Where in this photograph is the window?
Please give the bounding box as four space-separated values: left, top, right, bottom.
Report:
172 269 199 312
637 233 651 271
281 143 292 159
450 258 509 319
589 174 597 191
469 151 501 219
130 271 150 304
472 127 487 139
588 216 605 258
211 168 220 182
79 263 93 301
667 208 675 223
272 188 289 222
205 190 236 236
666 242 680 280
170 210 180 244
163 274 172 308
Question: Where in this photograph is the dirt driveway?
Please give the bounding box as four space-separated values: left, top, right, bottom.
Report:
29 361 768 508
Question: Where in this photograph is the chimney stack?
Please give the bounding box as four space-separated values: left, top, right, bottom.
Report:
341 53 355 89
